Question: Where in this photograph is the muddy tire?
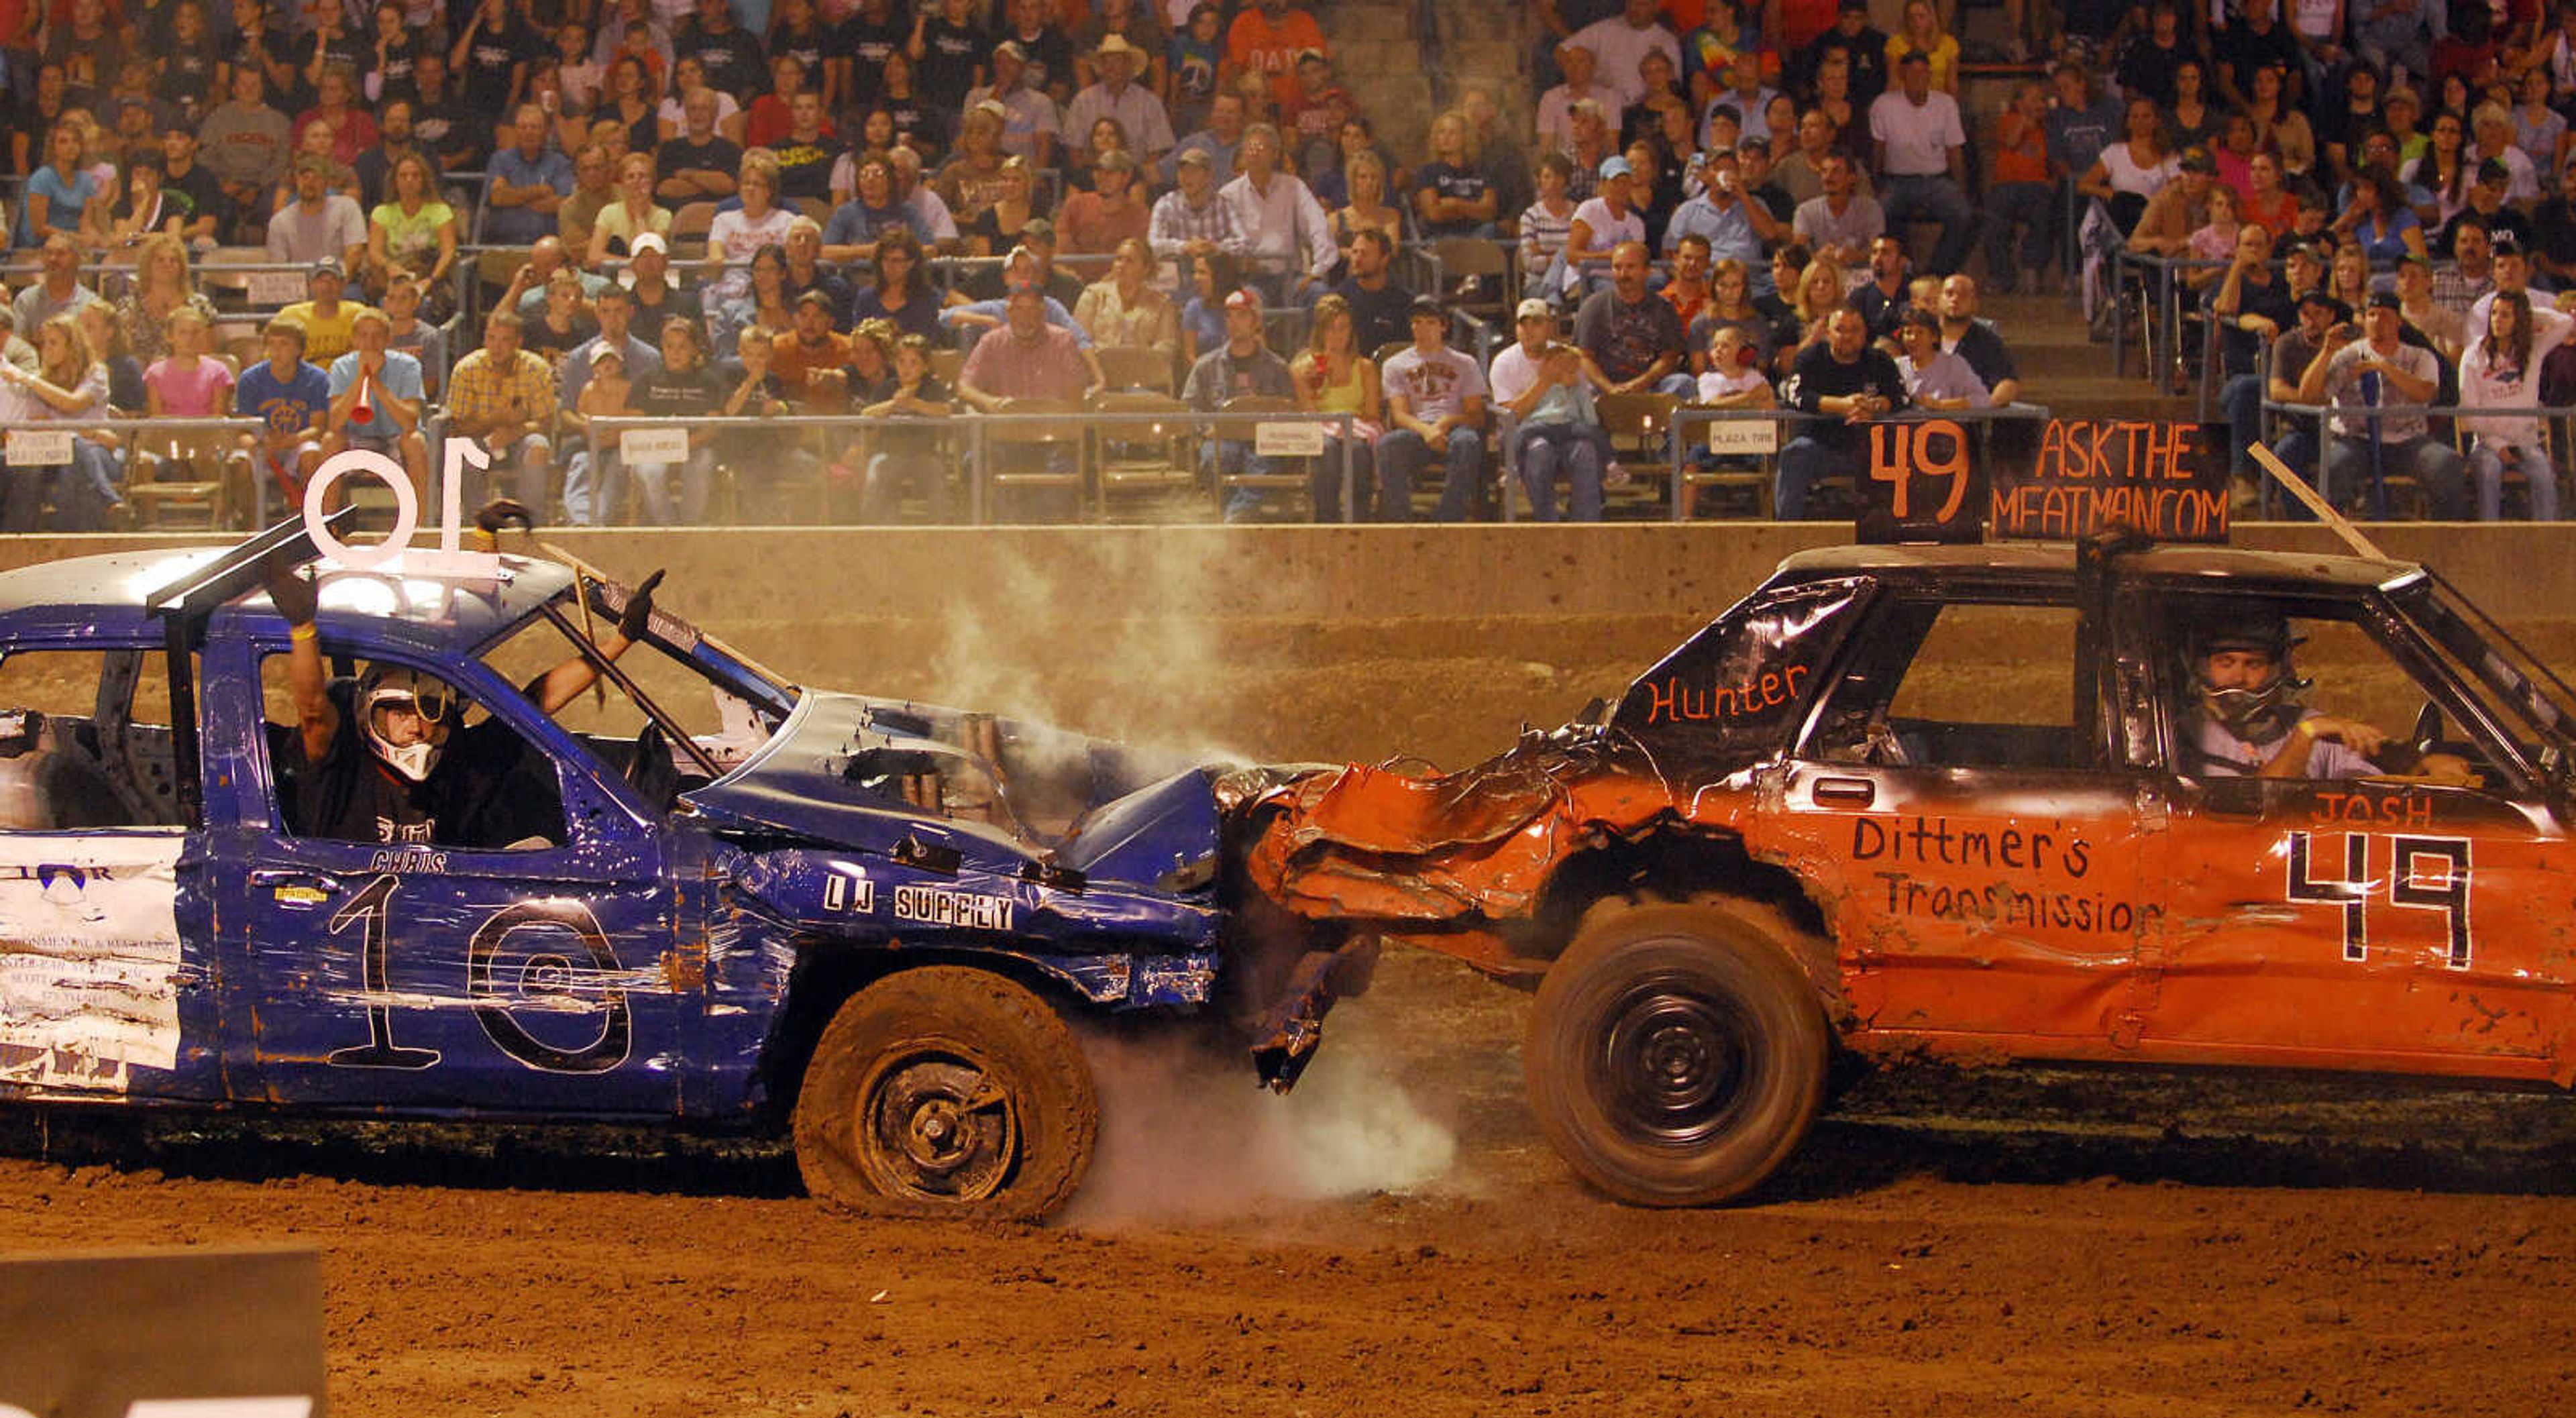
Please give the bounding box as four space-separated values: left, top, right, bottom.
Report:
1527 899 1828 1207
792 967 1099 1221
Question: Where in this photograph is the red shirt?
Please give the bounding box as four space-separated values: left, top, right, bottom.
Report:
1226 8 1327 106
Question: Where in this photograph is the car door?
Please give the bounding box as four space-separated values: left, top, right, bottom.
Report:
204 634 690 1115
2123 584 2576 1076
1756 582 2158 1048
0 642 221 1102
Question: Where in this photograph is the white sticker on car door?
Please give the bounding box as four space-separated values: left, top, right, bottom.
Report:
0 834 185 1092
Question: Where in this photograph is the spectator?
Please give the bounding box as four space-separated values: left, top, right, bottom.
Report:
1065 34 1175 172
321 305 427 496
12 234 98 332
851 225 941 339
450 0 541 121
888 146 963 250
1519 151 1578 301
712 242 795 360
780 219 851 318
366 152 458 296
773 91 839 203
957 283 1105 519
965 42 1063 171
1280 50 1358 176
1882 0 1958 92
1663 146 1778 269
1894 305 1986 408
2293 290 2472 517
1569 0 1678 110
199 67 292 229
98 156 186 251
2318 60 2390 185
484 103 575 246
2208 221 2294 482
1982 80 2054 295
2244 62 2316 180
674 0 768 99
1558 154 1643 295
2215 0 2303 111
1226 0 1326 110
1060 150 1151 253
1376 294 1488 521
1868 50 1974 276
1574 239 1693 396
17 123 99 248
559 284 662 526
1222 123 1336 298
987 0 1073 107
144 306 235 419
1180 286 1298 519
1776 306 1907 519
584 153 668 266
2443 160 2536 254
2467 230 2571 352
80 303 144 416
1150 146 1242 262
938 103 1015 227
2470 103 2541 203
822 150 904 260
277 257 361 366
1328 148 1408 255
1181 250 1241 362
967 220 1086 307
615 316 724 525
745 53 815 149
0 314 123 531
1165 3 1224 137
157 121 231 246
1163 90 1246 186
446 310 559 510
1289 292 1382 520
845 331 953 522
1327 227 1412 353
232 315 327 510
1788 0 1890 109
1788 150 1880 268
771 289 854 411
1462 85 1534 222
1773 108 1860 208
2536 153 2576 285
910 0 990 113
380 273 446 400
293 63 378 168
1690 256 1773 373
2355 0 2436 83
1660 232 1714 329
659 88 745 204
2459 290 2561 521
1489 298 1611 522
409 52 486 172
2239 150 2298 243
2043 62 2123 205
527 267 602 361
1537 42 1614 158
1076 237 1178 352
708 152 797 302
2512 60 2567 177
2127 145 2220 260
2395 252 2464 360
350 99 424 213
1415 111 1499 239
1849 233 1911 343
2078 95 2176 239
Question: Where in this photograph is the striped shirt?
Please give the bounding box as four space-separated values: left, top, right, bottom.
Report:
1149 189 1245 258
445 347 557 432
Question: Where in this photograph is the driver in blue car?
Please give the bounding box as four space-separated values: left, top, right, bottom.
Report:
264 499 665 845
2182 606 2475 783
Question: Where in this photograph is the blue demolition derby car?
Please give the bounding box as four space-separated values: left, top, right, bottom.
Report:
0 518 1353 1219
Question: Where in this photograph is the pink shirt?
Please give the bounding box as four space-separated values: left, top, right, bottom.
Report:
960 323 1091 401
144 355 236 417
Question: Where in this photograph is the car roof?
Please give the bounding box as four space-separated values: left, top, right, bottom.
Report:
0 549 577 653
1772 542 2425 594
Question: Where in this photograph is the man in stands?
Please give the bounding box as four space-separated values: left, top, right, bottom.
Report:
675 0 769 98
623 233 703 327
1777 307 1909 520
1662 147 1776 272
1937 276 2020 408
560 284 662 527
233 316 329 510
1850 233 1911 344
484 104 576 246
772 290 855 412
969 40 1062 170
278 258 362 368
11 235 97 331
266 155 367 270
1788 0 1889 110
1067 35 1175 172
554 140 616 254
1332 228 1415 353
1222 123 1338 301
888 147 963 252
1489 298 1611 523
2207 222 2295 486
1790 150 1881 268
353 99 425 213
2127 147 2219 257
2292 290 2471 518
1150 147 1244 260
1659 233 1713 331
1377 295 1489 523
1536 42 1613 158
659 89 745 205
159 121 230 246
1576 239 1693 398
1226 0 1326 111
1183 287 1300 521
1569 0 1678 110
993 0 1075 105
1869 50 1975 278
447 311 560 510
1165 92 1248 186
957 284 1105 520
321 306 429 497
201 65 290 231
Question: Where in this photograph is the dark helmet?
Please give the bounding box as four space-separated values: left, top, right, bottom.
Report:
2187 604 2304 740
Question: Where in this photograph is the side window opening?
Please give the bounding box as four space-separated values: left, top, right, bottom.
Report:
259 651 568 851
1805 600 2082 770
0 649 189 830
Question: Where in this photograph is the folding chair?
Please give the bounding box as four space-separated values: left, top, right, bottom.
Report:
1214 394 1320 518
980 396 1088 522
1595 390 1684 515
1094 344 1178 394
124 427 236 529
1087 390 1197 519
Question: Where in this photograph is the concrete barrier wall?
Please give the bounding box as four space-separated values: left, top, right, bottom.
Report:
3 525 2569 767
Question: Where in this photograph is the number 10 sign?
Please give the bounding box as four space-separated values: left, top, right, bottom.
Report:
301 437 505 577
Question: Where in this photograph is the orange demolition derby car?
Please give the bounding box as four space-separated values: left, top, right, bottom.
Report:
1244 537 2576 1205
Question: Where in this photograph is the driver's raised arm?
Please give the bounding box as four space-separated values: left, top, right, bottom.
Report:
530 569 663 715
265 561 337 765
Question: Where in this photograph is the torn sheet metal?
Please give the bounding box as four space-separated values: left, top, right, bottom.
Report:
0 834 185 1092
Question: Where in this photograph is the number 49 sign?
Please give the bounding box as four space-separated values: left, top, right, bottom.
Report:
1856 418 1984 545
301 437 507 577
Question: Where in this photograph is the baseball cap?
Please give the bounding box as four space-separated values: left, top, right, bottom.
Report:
1898 305 1941 331
1598 156 1632 180
2367 288 2402 311
631 231 669 256
1176 146 1213 168
994 38 1027 60
2178 146 2216 175
2297 289 2349 318
1409 294 1446 319
311 256 345 280
1223 287 1262 313
2491 227 2524 256
1515 297 1554 321
1839 0 1868 11
1020 217 1057 242
588 341 625 366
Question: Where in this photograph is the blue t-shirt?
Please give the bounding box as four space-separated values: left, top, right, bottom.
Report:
327 350 425 442
18 167 97 246
235 359 331 441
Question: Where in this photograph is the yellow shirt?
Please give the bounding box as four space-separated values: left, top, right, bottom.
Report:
1884 34 1960 93
278 299 364 366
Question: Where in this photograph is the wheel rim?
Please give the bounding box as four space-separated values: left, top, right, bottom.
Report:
855 1050 1019 1203
1593 967 1760 1149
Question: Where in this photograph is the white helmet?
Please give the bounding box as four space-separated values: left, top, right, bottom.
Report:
358 665 460 782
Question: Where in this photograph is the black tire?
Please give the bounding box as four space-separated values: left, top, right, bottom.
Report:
792 967 1099 1221
1526 899 1829 1207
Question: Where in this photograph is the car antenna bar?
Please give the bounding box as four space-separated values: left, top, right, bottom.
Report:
140 508 356 825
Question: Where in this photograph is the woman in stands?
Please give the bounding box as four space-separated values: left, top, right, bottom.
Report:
1067 117 1134 195
2337 170 2430 264
1784 256 1847 365
1884 0 1960 95
1414 111 1500 240
708 154 798 304
2403 111 2475 229
293 64 380 168
599 55 663 156
849 225 941 340
2459 290 2561 521
2077 95 2177 237
873 50 945 162
1517 152 1576 305
1179 250 1240 364
0 315 124 531
368 154 460 301
712 242 796 361
114 234 215 368
939 105 1016 230
768 0 837 113
2512 66 2569 182
1311 115 1400 209
588 151 672 265
1692 256 1774 375
2324 243 2374 313
2163 58 2218 154
17 123 98 249
1329 149 1409 256
1291 294 1381 522
1075 237 1177 352
2239 151 2298 243
966 156 1042 256
745 54 817 150
2243 63 2315 181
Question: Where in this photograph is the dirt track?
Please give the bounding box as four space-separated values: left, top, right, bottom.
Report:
6 944 2576 1417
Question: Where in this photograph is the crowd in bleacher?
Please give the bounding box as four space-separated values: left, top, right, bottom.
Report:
0 0 2566 525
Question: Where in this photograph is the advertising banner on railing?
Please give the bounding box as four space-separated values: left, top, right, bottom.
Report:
1860 417 2232 545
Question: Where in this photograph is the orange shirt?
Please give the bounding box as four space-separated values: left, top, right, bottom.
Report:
1992 111 2049 186
771 331 853 409
1226 8 1327 105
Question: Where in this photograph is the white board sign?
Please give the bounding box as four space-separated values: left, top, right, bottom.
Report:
1254 421 1327 457
3 429 73 466
1705 418 1780 456
619 427 692 463
245 272 307 306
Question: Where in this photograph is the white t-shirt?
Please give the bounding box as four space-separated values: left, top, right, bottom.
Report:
1867 90 1966 178
1381 345 1487 423
2194 712 2376 778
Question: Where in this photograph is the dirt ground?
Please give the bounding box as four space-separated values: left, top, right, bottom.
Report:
5 944 2576 1417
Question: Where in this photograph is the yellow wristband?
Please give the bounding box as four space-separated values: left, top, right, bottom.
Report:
289 622 319 645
